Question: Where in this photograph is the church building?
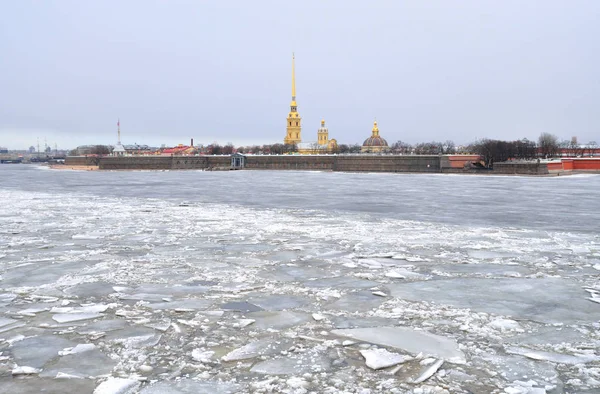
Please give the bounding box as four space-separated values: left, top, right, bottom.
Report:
361 120 390 153
284 54 337 154
284 54 302 145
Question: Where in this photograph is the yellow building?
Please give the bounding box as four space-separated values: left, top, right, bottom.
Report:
297 119 338 154
361 120 390 153
284 54 302 145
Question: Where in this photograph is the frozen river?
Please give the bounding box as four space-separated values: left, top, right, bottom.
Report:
0 165 599 393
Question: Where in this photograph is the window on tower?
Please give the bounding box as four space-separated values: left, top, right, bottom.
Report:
296 122 298 126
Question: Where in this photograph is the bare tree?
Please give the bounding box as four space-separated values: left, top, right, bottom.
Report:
337 144 350 153
90 145 112 155
221 144 234 155
207 144 222 155
348 144 362 153
283 143 297 153
442 140 456 154
584 141 598 157
391 140 412 154
538 132 559 158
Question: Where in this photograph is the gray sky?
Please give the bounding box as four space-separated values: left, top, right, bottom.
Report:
1 0 599 150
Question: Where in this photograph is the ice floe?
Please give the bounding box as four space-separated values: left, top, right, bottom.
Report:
359 348 412 370
332 326 466 364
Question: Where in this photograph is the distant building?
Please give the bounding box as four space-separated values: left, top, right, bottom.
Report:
75 145 95 155
161 145 197 155
124 144 153 155
0 147 8 154
113 144 126 156
361 121 390 153
113 119 126 156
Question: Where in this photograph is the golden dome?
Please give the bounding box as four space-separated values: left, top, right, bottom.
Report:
321 119 325 126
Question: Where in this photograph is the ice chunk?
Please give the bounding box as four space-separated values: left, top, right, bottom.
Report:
488 318 522 332
360 348 412 370
250 354 331 375
332 326 466 364
12 366 41 375
312 313 325 321
385 271 406 279
385 268 428 280
52 312 104 323
93 378 140 394
40 348 117 379
248 311 310 330
220 301 263 312
0 317 18 328
329 316 398 329
145 298 213 311
326 290 385 313
58 343 96 356
222 337 293 362
248 294 309 310
411 359 443 383
76 319 128 334
233 319 255 328
192 349 215 363
56 372 85 379
304 276 378 289
64 282 116 298
50 304 110 313
139 379 241 393
12 335 76 368
388 278 600 324
506 346 600 365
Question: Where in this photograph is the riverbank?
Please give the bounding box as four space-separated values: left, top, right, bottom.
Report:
49 164 99 171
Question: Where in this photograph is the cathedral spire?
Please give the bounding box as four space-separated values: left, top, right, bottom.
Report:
284 53 301 145
291 53 296 104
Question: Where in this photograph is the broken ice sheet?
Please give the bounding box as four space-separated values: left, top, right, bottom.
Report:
52 312 104 323
222 337 294 362
332 326 466 364
144 298 213 311
360 348 412 370
11 335 77 368
140 379 242 393
247 310 310 330
388 277 600 324
250 354 332 375
506 346 600 365
93 378 140 394
247 294 310 310
40 347 117 379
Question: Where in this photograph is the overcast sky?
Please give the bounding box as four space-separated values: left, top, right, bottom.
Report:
1 1 599 150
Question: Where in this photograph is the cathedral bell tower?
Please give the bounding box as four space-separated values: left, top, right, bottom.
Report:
284 54 302 145
318 119 329 145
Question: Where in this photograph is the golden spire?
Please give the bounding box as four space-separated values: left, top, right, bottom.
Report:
372 120 379 136
291 53 297 105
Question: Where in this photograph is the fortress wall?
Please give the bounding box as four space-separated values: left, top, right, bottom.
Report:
65 156 101 166
90 154 551 175
493 162 549 175
98 156 231 170
334 155 441 172
100 156 174 170
245 155 335 170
